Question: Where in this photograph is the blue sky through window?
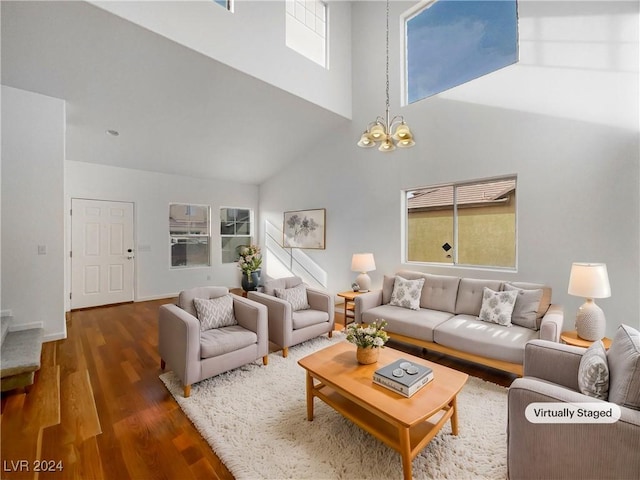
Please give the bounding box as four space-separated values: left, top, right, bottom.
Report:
406 0 518 104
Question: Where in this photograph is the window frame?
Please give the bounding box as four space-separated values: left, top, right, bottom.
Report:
220 207 254 264
402 175 518 271
401 0 519 106
285 0 328 68
169 203 211 269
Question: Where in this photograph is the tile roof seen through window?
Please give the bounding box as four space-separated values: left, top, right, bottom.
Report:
407 179 516 210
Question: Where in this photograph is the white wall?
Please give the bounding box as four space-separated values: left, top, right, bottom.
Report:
1 86 66 341
90 0 352 119
65 161 259 307
258 1 640 339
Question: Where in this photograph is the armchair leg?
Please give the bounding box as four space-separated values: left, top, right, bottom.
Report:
160 359 166 370
328 331 333 338
282 347 289 358
183 385 191 398
263 355 269 366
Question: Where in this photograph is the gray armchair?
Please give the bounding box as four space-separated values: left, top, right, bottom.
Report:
247 276 334 357
508 339 640 479
159 287 268 397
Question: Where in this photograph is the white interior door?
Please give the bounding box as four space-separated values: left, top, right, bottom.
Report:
71 199 135 309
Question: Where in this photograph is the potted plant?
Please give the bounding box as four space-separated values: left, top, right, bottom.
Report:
237 244 262 291
346 320 389 364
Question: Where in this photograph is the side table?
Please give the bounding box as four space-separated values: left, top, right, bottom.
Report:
336 290 364 331
560 330 612 349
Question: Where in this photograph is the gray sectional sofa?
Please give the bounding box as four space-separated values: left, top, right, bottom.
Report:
354 270 564 375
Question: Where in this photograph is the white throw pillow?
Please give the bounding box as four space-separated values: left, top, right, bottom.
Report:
275 284 310 311
504 284 544 330
389 276 425 311
578 340 609 400
479 287 518 326
193 295 237 331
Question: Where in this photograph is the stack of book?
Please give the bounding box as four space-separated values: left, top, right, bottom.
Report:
373 359 434 397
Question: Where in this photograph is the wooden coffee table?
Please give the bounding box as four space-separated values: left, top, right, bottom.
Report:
298 342 468 480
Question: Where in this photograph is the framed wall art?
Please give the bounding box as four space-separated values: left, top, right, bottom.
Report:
283 208 326 249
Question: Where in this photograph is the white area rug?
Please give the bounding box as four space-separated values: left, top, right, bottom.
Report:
160 333 508 480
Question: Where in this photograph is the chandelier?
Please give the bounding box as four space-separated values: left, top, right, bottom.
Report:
357 0 415 152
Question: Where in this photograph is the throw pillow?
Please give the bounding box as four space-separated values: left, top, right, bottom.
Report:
389 276 425 310
607 324 640 410
504 284 544 330
479 287 518 327
274 284 310 311
578 340 609 400
193 295 237 332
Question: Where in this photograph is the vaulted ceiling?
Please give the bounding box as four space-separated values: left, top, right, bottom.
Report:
1 1 350 184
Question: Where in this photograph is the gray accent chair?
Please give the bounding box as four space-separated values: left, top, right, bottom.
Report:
508 340 640 479
159 287 268 398
247 276 334 357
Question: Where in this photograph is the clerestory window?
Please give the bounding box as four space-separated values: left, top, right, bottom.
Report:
403 0 519 104
285 0 327 68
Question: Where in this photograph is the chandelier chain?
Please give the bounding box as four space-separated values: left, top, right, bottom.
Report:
385 0 390 112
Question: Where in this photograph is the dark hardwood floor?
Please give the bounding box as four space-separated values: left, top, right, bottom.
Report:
1 299 517 479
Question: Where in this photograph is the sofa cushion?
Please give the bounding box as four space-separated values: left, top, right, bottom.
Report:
179 286 229 317
504 284 544 330
194 295 238 331
455 278 503 316
607 324 640 410
479 288 518 327
200 325 257 359
362 305 453 343
578 340 609 400
292 309 329 330
264 276 303 296
434 315 539 364
422 274 460 312
505 281 552 321
389 276 425 310
275 284 310 311
382 275 396 304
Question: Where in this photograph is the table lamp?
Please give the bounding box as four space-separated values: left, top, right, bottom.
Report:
351 253 376 292
568 262 611 341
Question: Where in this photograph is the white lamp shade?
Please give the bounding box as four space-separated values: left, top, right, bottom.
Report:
351 253 376 273
568 263 611 299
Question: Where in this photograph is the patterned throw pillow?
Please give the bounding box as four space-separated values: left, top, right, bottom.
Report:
193 295 237 331
504 284 544 330
578 340 609 400
479 287 518 326
274 284 310 311
389 276 425 310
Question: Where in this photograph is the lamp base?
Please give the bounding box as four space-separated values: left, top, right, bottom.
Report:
575 299 606 341
355 273 371 292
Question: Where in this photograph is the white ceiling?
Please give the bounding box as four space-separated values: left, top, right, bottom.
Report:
1 1 350 184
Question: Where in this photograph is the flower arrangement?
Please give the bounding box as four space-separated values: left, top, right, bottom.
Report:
237 244 262 275
346 320 389 349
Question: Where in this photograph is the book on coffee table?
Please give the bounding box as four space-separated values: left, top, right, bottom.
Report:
373 358 434 397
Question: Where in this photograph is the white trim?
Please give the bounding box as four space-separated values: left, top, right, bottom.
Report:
0 309 13 318
135 293 179 302
400 0 437 106
9 321 44 332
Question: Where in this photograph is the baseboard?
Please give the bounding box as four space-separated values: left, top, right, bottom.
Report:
135 293 179 302
44 331 67 342
1 309 13 318
9 321 44 332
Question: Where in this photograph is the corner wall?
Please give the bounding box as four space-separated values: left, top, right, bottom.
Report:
258 1 640 338
1 86 66 341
